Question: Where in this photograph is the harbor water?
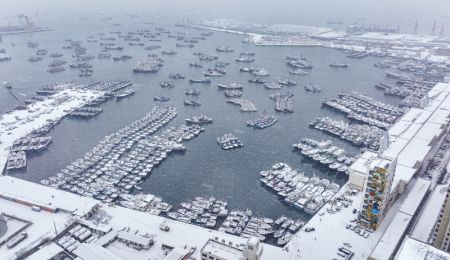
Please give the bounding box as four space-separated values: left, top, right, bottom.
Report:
0 17 402 220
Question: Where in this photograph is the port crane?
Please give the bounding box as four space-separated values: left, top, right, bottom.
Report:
2 14 36 30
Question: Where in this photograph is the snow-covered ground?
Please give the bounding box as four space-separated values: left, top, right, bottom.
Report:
285 177 431 259
395 236 450 259
196 19 450 64
0 175 295 260
0 196 77 260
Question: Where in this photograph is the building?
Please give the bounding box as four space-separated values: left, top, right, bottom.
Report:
348 81 450 230
395 236 450 260
201 236 263 260
117 230 153 250
360 159 396 230
432 184 450 251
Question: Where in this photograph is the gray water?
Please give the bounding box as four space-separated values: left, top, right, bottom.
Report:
0 15 403 220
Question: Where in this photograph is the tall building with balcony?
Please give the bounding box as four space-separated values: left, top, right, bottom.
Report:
432 185 450 251
359 159 396 230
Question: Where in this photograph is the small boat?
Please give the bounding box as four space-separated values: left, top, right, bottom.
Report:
189 62 203 68
153 95 170 101
3 81 12 89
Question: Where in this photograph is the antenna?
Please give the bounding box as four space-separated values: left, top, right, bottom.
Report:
414 19 418 34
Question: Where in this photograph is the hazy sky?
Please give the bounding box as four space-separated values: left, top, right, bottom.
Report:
1 0 450 34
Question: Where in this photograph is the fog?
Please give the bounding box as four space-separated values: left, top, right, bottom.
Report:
1 0 450 35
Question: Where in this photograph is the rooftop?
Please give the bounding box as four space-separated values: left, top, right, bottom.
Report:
395 236 450 260
201 239 244 260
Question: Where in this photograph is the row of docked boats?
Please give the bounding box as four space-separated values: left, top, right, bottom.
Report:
239 67 270 76
185 88 201 96
322 92 405 129
68 107 103 118
270 91 294 113
6 151 27 170
132 56 163 73
309 117 383 150
224 89 242 98
40 106 204 203
286 55 313 69
260 163 340 215
11 136 52 152
304 83 321 93
167 196 228 228
246 112 278 129
217 133 244 150
219 209 304 245
226 99 257 112
204 67 226 77
118 193 172 215
292 138 356 174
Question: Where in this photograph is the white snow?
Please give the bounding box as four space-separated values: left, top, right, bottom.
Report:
27 242 64 260
0 194 76 260
411 181 450 243
395 236 450 260
0 175 98 216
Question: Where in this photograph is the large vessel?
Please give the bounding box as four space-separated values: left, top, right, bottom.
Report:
189 78 211 84
47 67 65 73
329 63 349 68
216 46 234 52
217 83 243 90
185 115 213 124
116 89 135 101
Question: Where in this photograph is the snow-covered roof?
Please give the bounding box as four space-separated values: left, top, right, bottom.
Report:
399 178 430 216
117 231 152 246
411 181 450 242
73 243 124 260
393 165 417 184
396 138 431 168
100 205 288 260
370 211 412 260
382 138 409 160
395 236 450 260
349 151 380 174
398 108 424 123
415 122 443 142
0 194 76 260
27 242 64 260
0 176 98 216
201 239 243 260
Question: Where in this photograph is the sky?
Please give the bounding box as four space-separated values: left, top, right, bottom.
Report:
1 0 450 35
